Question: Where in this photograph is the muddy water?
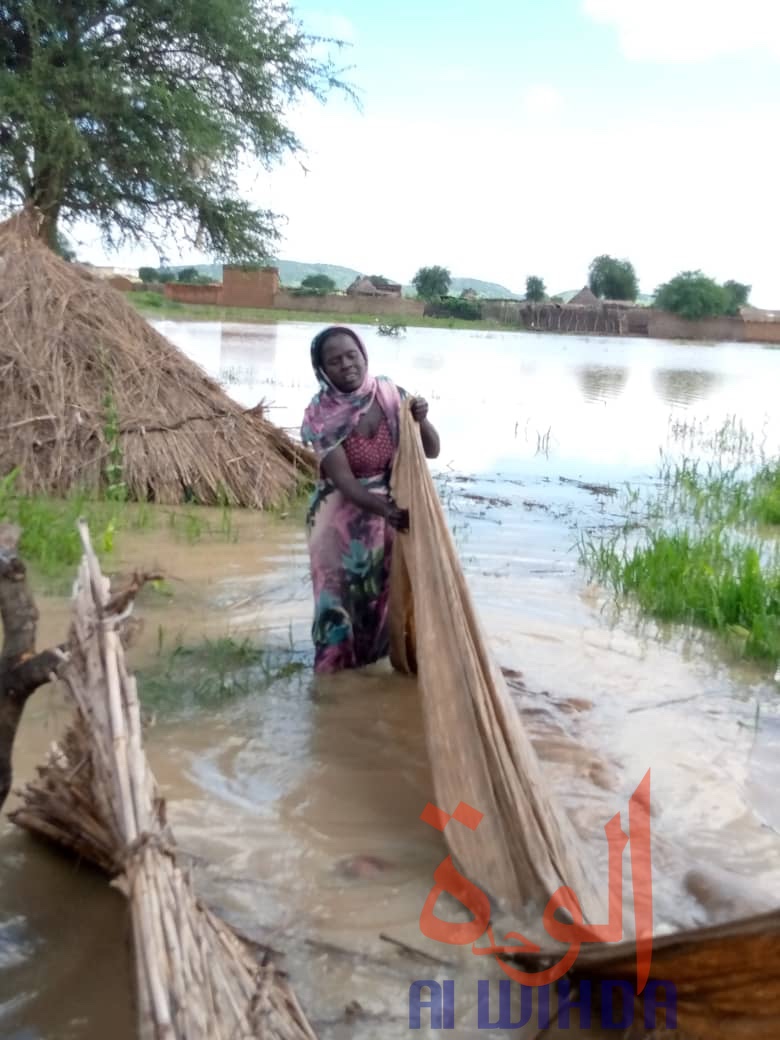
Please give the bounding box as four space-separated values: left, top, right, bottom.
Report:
2 324 780 1038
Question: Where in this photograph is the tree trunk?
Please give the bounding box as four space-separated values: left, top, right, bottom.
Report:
27 161 63 248
0 524 63 809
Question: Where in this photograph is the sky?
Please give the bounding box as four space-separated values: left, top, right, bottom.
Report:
74 0 780 305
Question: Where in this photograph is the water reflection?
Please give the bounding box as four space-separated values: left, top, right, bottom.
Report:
220 321 278 365
575 364 629 403
653 368 726 407
410 352 445 372
152 322 780 485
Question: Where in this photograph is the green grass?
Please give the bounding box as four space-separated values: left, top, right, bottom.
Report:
582 527 780 661
129 291 516 332
137 633 306 714
579 432 780 665
0 471 123 585
752 462 780 526
0 469 263 588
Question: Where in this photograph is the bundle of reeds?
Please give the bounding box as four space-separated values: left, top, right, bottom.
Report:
0 208 314 507
11 521 317 1040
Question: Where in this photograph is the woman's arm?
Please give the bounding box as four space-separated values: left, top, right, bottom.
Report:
410 398 440 459
321 446 408 530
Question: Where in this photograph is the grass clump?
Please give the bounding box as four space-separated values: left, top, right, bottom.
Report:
138 633 306 714
752 462 780 526
0 469 122 583
585 527 780 661
580 423 780 665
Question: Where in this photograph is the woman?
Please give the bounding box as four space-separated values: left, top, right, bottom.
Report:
301 326 440 674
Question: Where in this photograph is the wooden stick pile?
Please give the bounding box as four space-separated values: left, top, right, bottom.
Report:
11 520 317 1040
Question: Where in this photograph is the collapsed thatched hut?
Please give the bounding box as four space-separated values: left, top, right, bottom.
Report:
0 209 314 507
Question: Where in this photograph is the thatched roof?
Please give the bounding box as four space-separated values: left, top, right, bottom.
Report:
346 275 402 297
569 285 600 306
0 209 314 507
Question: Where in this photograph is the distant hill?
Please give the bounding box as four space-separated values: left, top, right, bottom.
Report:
275 264 521 298
166 260 362 289
436 277 522 300
167 260 522 299
274 260 363 289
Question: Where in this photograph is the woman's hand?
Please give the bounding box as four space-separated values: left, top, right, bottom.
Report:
384 503 409 532
410 397 429 423
408 395 440 459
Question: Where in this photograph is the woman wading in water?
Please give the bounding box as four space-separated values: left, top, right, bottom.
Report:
301 326 440 674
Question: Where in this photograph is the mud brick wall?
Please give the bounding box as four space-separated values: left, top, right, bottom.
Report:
163 283 223 305
221 267 279 309
274 291 425 316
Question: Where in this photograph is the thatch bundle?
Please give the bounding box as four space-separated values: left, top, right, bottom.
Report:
0 209 314 507
11 521 317 1040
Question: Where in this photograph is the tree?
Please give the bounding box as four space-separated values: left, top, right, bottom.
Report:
177 267 201 283
412 266 451 301
0 1 347 259
654 271 729 320
525 275 546 302
301 274 337 294
139 267 159 283
588 255 639 301
54 231 76 262
723 280 751 315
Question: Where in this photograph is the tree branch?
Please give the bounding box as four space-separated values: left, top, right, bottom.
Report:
0 524 65 810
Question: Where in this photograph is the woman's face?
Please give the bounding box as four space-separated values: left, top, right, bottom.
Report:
320 333 367 393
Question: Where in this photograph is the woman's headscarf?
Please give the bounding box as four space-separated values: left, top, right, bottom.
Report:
301 326 401 462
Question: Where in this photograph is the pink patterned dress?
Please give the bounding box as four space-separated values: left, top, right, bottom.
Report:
305 392 405 674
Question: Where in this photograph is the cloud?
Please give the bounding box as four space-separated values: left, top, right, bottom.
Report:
257 101 780 305
521 84 563 118
72 96 780 308
583 0 780 62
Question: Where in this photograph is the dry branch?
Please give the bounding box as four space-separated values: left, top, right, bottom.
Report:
10 521 318 1039
0 522 65 809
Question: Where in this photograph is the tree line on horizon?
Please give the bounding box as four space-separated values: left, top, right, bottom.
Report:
413 258 753 322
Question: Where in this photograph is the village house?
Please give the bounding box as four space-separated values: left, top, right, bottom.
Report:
346 275 403 298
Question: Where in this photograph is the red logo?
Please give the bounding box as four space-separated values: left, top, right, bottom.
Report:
418 770 653 992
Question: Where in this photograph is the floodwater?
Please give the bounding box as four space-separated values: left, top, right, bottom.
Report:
2 323 780 1039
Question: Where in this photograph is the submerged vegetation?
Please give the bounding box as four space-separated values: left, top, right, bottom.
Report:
580 420 780 665
138 634 306 714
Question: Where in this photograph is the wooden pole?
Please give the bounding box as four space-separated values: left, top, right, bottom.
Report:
10 520 319 1039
